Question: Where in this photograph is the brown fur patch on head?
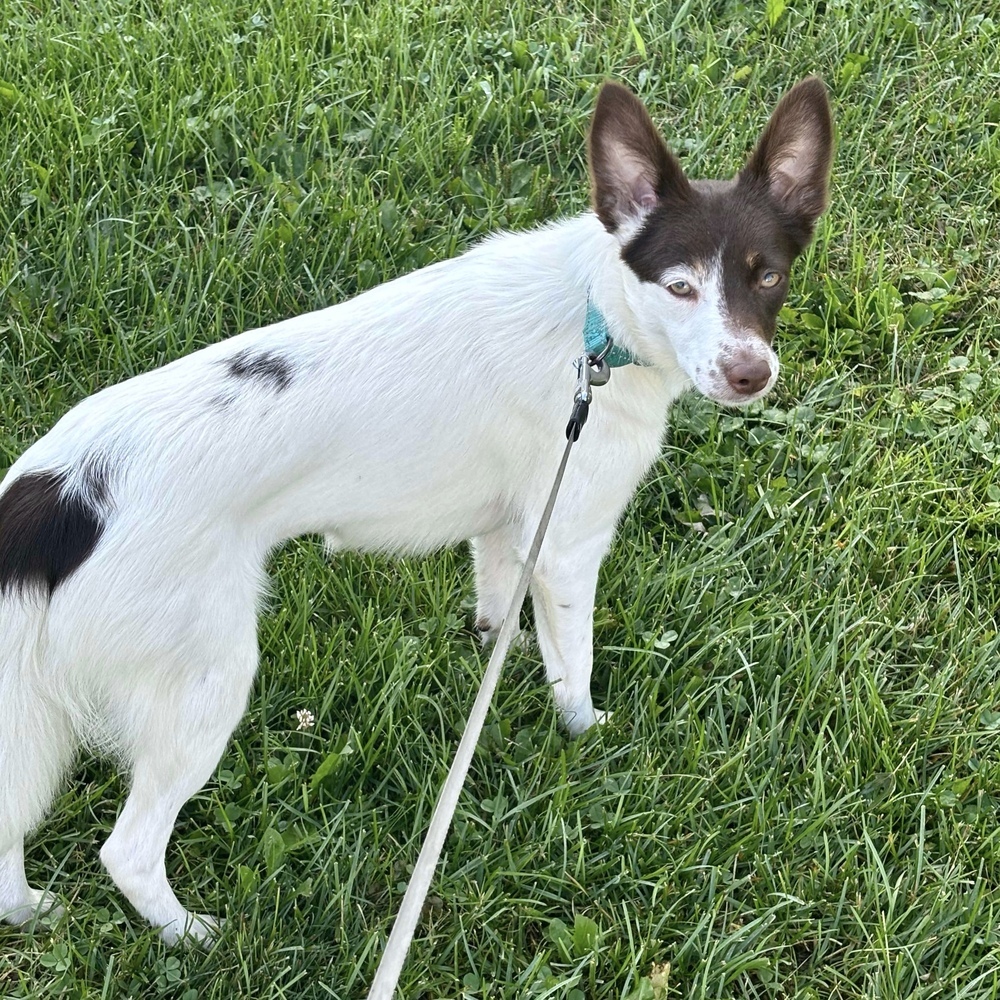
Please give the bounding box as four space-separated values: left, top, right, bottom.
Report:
622 179 802 341
614 77 833 342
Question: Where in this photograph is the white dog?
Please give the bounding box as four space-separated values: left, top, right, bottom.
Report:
0 78 832 942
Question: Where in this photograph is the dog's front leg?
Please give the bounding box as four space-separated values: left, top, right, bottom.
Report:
529 525 615 736
473 519 613 734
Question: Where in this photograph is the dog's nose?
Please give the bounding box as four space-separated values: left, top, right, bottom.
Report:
721 357 771 396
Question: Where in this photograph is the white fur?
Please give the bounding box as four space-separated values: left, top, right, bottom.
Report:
0 209 775 943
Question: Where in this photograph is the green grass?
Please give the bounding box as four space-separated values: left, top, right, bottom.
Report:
3 0 1000 996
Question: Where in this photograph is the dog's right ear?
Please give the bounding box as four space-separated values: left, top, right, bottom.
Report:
588 81 690 235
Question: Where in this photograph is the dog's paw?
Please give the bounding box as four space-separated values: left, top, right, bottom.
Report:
561 705 614 737
160 912 222 947
2 887 64 927
477 622 534 652
475 617 495 646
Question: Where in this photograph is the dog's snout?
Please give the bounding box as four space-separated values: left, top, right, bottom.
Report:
721 356 771 396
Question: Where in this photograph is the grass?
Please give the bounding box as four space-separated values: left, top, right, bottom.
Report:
3 0 1000 996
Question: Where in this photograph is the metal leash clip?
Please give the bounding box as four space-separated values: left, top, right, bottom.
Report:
586 337 613 387
574 353 594 404
566 356 591 441
567 340 612 441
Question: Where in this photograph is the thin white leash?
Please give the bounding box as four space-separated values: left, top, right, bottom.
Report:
365 345 612 1000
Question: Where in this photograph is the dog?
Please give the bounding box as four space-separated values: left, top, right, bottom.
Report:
0 78 832 943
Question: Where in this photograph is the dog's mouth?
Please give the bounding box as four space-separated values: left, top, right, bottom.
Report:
709 386 775 407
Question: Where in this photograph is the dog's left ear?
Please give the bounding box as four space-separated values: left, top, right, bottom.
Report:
740 77 833 237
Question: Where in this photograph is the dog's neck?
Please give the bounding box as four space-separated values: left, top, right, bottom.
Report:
493 211 657 368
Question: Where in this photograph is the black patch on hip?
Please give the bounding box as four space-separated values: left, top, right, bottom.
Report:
0 468 106 598
226 348 294 392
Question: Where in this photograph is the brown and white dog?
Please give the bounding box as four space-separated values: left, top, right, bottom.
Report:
0 78 832 942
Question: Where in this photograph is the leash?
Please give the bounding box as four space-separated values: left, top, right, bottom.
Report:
364 343 614 1000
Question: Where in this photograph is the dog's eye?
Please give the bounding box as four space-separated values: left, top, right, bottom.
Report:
666 279 694 297
760 271 782 289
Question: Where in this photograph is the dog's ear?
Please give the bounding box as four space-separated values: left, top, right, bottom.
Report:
588 81 690 234
740 77 833 233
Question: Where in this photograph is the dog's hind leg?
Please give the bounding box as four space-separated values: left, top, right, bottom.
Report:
98 582 260 945
0 627 75 926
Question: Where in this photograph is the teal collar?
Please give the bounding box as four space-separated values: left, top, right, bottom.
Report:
583 298 648 368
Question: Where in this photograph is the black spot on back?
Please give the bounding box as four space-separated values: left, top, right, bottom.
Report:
80 455 111 506
0 469 106 598
226 348 294 392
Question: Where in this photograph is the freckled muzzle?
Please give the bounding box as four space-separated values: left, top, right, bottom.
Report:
705 343 778 406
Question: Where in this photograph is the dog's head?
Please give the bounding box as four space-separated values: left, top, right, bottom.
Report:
589 78 833 405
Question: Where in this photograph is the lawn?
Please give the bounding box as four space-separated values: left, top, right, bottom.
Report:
2 0 1000 997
